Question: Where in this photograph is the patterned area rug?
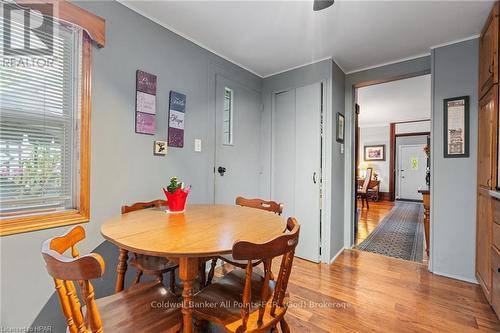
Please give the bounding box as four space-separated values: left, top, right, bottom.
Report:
356 202 424 262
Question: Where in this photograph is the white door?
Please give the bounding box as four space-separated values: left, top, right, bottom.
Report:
398 144 427 201
272 82 322 263
214 75 261 204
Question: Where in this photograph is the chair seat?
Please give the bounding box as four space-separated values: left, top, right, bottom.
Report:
87 281 182 333
192 269 275 326
130 254 178 274
218 254 262 268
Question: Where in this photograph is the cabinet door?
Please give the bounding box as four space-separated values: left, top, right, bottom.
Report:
478 87 498 189
477 188 492 300
479 3 499 99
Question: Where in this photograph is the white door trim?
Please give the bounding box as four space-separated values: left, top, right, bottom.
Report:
269 79 332 263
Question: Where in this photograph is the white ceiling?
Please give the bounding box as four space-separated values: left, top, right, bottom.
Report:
120 1 492 77
357 74 430 127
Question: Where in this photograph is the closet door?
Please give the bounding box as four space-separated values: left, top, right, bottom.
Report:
272 83 322 263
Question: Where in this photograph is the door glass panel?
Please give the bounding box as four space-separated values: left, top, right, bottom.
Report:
223 87 233 145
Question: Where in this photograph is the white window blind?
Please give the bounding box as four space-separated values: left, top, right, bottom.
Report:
0 10 83 216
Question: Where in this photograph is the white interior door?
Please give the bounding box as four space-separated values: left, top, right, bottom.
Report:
398 144 427 200
272 82 322 263
214 75 261 204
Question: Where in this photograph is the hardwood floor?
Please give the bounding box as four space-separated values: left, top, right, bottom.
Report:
219 250 500 332
356 199 395 245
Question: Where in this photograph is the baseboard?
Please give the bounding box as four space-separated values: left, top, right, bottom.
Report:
397 198 423 203
330 247 345 264
379 192 391 201
432 270 478 284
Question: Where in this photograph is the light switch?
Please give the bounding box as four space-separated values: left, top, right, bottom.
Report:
194 139 202 152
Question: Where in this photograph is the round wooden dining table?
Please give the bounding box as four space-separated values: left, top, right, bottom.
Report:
101 204 287 333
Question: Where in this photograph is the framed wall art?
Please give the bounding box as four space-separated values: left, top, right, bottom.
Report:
443 96 469 158
135 70 157 135
168 91 186 148
364 144 385 161
154 140 167 156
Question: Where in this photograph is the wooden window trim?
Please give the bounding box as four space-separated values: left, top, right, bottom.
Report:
1 1 103 236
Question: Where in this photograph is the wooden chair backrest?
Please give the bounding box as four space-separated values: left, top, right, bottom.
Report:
231 217 300 330
121 199 168 214
235 196 283 215
360 168 373 194
41 226 105 333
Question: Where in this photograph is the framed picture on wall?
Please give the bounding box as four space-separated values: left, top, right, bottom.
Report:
364 145 385 161
443 96 469 158
336 113 345 143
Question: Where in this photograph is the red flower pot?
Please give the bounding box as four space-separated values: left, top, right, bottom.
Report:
163 187 189 212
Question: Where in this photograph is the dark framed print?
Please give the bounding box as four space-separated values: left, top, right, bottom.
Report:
336 112 345 143
443 96 469 158
364 144 385 161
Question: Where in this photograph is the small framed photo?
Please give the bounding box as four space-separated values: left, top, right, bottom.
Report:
444 96 469 158
336 113 345 143
364 145 385 161
154 140 167 156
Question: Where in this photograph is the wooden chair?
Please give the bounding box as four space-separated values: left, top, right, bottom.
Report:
359 168 373 209
41 226 182 333
205 197 284 286
192 217 300 333
115 200 178 293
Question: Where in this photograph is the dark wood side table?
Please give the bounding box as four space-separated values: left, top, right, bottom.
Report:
418 186 430 257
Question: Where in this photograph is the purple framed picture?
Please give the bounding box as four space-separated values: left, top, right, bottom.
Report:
135 70 157 135
136 70 157 95
136 112 155 135
168 91 186 147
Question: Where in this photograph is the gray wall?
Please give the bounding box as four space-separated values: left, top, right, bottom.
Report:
331 61 345 260
0 1 262 328
430 39 478 282
344 56 431 246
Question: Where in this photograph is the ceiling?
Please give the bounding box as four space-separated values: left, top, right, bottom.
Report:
120 1 492 77
357 74 430 127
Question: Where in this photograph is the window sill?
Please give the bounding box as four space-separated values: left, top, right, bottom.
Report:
0 210 89 236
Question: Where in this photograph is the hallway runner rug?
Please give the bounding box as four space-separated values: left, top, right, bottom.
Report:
356 201 424 262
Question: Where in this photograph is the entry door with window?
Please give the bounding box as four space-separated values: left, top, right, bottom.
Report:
214 76 261 204
272 83 322 263
397 144 427 200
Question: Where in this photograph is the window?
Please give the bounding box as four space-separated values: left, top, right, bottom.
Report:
0 2 102 235
223 87 233 145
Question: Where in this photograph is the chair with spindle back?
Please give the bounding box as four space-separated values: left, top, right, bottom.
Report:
41 226 182 333
192 217 299 333
359 168 373 209
115 199 178 293
205 196 284 286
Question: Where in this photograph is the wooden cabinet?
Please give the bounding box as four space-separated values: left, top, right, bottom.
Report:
480 2 499 99
478 87 498 189
492 246 500 315
477 2 500 319
477 189 493 300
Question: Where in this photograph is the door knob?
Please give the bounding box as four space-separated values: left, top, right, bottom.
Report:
217 166 226 176
313 172 317 184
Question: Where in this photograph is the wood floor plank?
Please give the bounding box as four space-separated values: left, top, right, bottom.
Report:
215 248 499 332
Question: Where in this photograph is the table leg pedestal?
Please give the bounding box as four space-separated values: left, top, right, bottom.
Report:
179 257 199 333
115 248 128 293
